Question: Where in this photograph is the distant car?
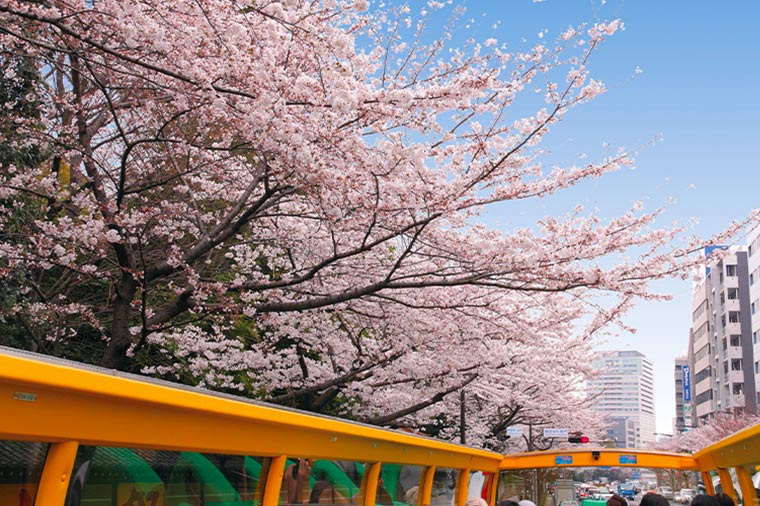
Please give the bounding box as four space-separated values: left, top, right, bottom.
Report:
618 483 636 500
594 488 613 501
677 489 695 504
659 486 674 500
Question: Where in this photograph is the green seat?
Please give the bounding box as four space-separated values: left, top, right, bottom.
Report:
167 452 244 506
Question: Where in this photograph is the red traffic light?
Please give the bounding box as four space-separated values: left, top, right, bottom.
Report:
580 436 589 443
568 435 590 443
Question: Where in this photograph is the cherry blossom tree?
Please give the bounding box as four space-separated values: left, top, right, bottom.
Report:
0 0 757 443
652 412 760 453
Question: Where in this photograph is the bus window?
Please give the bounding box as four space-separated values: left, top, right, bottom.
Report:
0 440 48 506
430 468 458 506
468 471 491 501
281 458 366 506
376 464 424 506
64 446 269 506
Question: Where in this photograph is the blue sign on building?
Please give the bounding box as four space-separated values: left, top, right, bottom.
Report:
683 364 691 402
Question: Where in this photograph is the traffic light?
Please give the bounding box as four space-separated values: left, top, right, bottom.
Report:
568 435 590 443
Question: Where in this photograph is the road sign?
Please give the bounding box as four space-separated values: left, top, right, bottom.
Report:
619 455 638 464
507 426 523 437
544 428 569 438
555 455 573 465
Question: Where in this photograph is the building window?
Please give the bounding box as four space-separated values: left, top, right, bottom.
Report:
730 334 741 346
726 264 737 276
731 359 742 371
754 331 758 344
728 288 739 300
728 311 740 323
733 383 744 395
752 273 755 285
753 302 756 315
755 361 759 374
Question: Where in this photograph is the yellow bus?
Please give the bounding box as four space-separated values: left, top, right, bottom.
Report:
1 347 759 506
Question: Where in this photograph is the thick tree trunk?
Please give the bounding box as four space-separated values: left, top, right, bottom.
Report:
99 275 138 370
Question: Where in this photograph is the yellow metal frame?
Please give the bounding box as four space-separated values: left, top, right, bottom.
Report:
0 350 502 506
498 448 698 470
4 349 760 506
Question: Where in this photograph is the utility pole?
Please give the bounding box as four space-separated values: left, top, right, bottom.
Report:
460 390 466 444
528 422 537 504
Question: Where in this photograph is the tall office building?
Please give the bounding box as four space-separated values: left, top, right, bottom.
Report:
749 225 760 407
689 246 757 425
587 350 656 448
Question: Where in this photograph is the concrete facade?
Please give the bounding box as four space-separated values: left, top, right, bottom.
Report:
749 225 760 408
587 350 656 448
689 246 757 425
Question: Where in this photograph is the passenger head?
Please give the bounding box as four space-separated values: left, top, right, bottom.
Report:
690 495 719 506
713 493 735 506
518 500 537 506
466 499 488 506
498 501 520 506
607 494 628 506
639 493 670 506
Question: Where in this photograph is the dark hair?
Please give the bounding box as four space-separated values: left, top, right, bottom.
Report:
607 494 628 506
639 493 670 506
713 493 735 506
690 495 719 506
498 501 520 506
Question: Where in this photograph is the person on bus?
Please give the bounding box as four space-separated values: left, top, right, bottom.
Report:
639 493 669 506
690 495 719 506
607 494 628 506
287 459 313 504
713 493 735 506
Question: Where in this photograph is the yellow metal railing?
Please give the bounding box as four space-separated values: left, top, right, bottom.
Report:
0 348 502 506
2 348 760 506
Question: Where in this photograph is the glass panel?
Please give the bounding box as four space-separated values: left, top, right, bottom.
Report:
65 446 269 506
376 464 424 506
0 440 48 506
430 467 458 506
468 471 491 501
281 458 366 506
496 470 529 504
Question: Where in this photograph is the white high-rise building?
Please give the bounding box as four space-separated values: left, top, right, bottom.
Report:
689 245 756 425
749 226 760 407
587 350 656 448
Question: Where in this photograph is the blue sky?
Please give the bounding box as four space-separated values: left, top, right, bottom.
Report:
402 0 760 434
